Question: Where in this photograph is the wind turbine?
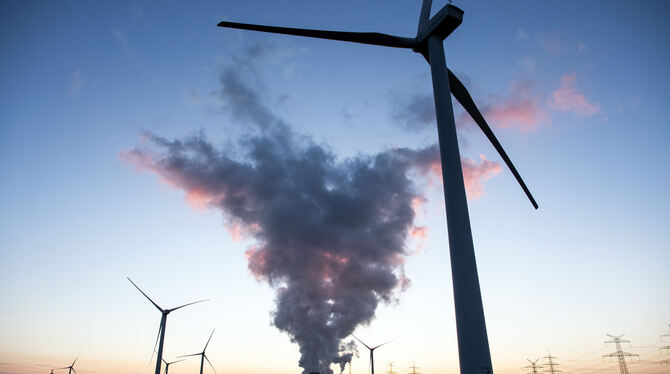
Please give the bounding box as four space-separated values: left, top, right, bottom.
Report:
352 335 390 374
127 277 209 374
57 357 78 374
218 2 539 374
162 358 186 374
178 329 217 374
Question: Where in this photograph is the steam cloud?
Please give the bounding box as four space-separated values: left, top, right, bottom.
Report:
123 44 499 374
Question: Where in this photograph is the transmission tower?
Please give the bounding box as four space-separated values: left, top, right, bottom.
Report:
543 350 561 374
408 363 421 374
386 362 397 374
524 359 543 374
602 334 639 374
661 325 670 365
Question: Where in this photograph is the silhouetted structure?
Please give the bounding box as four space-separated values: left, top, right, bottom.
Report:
524 359 543 374
386 362 396 374
162 358 185 374
57 357 78 374
543 351 561 374
217 2 538 374
660 325 670 365
178 329 217 374
352 336 391 374
127 277 209 374
603 334 638 374
408 363 421 374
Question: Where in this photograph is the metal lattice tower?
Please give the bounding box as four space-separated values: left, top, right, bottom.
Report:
661 324 670 353
543 350 561 374
661 325 670 366
386 362 396 374
524 359 543 374
602 334 639 374
408 363 421 374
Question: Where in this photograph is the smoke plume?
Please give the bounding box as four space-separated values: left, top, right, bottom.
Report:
122 44 446 374
124 42 505 373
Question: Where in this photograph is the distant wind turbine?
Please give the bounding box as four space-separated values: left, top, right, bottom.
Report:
218 1 539 374
352 335 391 374
127 277 209 374
57 357 78 374
178 329 217 374
162 358 186 374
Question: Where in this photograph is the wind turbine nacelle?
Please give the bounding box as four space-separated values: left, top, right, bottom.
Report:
416 4 463 43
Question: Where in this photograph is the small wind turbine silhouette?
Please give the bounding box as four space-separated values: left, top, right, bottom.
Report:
352 335 390 374
57 357 78 374
162 358 186 374
218 2 539 374
127 277 209 374
178 329 217 374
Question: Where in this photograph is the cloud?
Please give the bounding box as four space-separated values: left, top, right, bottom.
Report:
391 92 435 130
548 74 600 116
67 69 86 96
483 80 546 132
111 28 129 50
461 154 503 199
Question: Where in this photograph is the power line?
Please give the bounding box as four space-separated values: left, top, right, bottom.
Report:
603 334 639 374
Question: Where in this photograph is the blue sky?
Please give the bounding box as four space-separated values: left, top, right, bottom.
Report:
1 1 668 374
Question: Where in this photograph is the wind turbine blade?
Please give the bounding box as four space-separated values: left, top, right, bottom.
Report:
417 0 433 34
352 335 372 350
150 323 162 364
447 68 539 209
372 340 392 350
217 21 417 49
168 298 210 312
204 355 217 374
169 359 187 365
177 353 202 358
203 329 215 351
71 356 78 367
127 277 164 312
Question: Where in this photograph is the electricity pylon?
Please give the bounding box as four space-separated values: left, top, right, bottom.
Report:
525 359 543 374
661 325 670 365
386 362 396 374
408 363 421 374
602 334 639 374
543 350 561 374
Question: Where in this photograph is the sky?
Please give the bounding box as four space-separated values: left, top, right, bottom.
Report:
1 1 669 374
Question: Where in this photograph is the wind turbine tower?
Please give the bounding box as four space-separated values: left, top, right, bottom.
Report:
179 329 217 374
127 277 209 374
217 2 538 374
352 336 390 374
603 334 639 374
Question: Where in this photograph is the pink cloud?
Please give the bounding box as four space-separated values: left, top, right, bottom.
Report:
483 80 546 132
461 154 503 200
422 153 502 200
548 74 600 116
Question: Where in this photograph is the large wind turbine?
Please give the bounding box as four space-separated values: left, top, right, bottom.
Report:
127 277 209 374
162 358 186 374
218 2 538 374
178 329 217 374
352 335 390 374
